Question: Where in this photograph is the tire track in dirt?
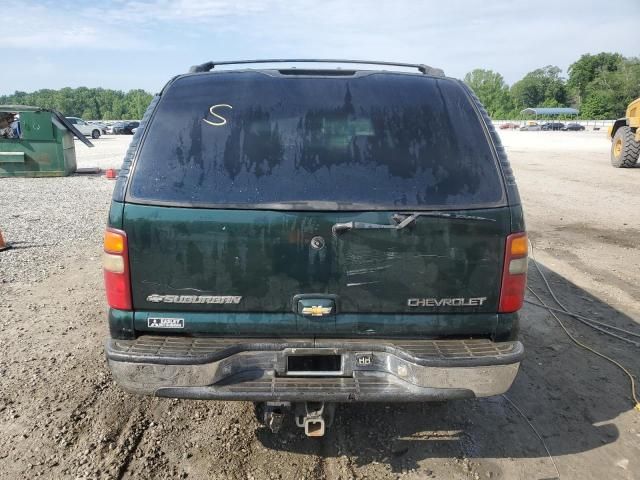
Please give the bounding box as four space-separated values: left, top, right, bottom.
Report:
321 417 356 480
110 410 150 480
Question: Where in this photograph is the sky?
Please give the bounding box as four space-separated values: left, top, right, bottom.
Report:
4 0 639 95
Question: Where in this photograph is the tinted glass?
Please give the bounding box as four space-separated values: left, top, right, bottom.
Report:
129 72 505 209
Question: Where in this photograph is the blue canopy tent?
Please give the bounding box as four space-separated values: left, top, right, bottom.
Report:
520 107 579 119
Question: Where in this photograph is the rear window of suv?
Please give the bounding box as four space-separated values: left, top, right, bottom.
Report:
128 72 505 210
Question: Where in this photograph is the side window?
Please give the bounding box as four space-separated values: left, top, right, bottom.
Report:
67 118 77 124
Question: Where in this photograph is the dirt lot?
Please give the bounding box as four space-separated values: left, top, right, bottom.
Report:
0 131 638 480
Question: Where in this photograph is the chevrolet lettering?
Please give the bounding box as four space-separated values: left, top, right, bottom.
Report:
103 59 527 437
407 297 488 307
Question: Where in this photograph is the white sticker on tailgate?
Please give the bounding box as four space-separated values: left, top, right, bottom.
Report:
148 317 185 329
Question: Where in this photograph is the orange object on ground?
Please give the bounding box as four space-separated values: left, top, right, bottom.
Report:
105 169 118 179
0 229 9 251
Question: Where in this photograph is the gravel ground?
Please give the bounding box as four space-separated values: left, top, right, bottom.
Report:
0 132 638 480
0 177 111 285
0 136 126 285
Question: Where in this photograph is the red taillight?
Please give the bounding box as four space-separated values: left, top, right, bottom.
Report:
103 228 132 310
499 232 528 313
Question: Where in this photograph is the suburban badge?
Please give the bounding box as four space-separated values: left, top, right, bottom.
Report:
146 294 242 304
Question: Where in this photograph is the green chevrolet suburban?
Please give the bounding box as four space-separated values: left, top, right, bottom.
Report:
104 60 527 437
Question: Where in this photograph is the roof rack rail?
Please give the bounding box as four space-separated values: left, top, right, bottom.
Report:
188 59 445 77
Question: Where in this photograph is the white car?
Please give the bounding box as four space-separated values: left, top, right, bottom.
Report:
87 121 108 134
65 117 102 139
519 122 541 131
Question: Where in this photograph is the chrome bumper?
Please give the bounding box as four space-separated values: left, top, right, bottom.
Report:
106 337 523 402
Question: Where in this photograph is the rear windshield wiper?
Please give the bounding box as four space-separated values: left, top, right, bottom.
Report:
332 212 495 234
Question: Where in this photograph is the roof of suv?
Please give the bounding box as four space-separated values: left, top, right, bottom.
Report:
186 59 446 77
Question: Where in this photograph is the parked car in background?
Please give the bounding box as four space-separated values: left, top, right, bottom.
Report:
499 122 519 130
520 122 541 131
113 121 140 135
87 121 108 134
562 123 586 131
106 122 121 134
541 122 565 131
65 117 101 139
105 122 120 134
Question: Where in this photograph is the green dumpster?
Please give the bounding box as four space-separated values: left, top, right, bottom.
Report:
0 105 93 178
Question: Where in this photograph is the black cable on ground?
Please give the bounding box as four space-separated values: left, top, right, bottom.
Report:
524 299 640 342
526 242 640 411
502 394 561 480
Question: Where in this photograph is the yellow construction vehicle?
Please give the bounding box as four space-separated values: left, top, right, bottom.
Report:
609 97 640 168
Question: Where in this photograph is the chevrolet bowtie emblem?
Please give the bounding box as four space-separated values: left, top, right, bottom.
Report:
301 305 333 316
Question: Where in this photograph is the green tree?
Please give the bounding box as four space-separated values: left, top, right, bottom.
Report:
124 89 154 119
568 52 623 103
580 57 640 118
579 91 610 119
510 66 568 111
0 87 153 120
463 69 514 118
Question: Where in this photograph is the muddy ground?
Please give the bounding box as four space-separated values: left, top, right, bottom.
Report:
0 131 638 480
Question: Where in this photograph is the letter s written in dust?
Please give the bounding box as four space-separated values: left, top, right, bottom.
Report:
203 104 233 126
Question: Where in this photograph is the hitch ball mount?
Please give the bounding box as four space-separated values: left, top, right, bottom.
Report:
259 401 336 437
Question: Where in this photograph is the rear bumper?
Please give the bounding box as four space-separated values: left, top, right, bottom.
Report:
105 337 523 402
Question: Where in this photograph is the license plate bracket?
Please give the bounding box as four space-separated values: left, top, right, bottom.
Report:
286 354 343 376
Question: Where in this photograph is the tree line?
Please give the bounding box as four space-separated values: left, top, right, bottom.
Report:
464 52 640 119
1 52 638 120
0 87 153 120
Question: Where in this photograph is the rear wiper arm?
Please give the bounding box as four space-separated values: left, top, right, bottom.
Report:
332 212 494 234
